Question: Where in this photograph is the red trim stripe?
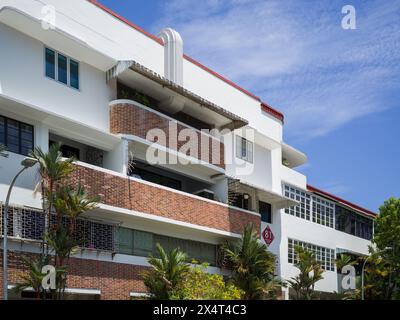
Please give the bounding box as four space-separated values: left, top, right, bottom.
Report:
261 102 284 122
87 0 285 122
307 185 377 218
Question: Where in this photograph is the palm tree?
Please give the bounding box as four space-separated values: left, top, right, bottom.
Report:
30 143 75 255
143 244 190 299
28 143 98 299
30 143 75 224
0 143 8 157
287 246 324 300
14 255 50 300
52 184 99 233
222 224 280 300
335 253 357 271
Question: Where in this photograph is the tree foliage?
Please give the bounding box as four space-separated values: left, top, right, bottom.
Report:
287 246 324 300
171 263 242 300
366 197 400 300
143 244 190 299
222 224 281 300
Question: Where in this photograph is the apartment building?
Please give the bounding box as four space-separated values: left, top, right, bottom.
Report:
0 0 376 300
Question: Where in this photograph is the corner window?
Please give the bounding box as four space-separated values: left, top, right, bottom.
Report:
0 115 34 156
44 47 80 90
236 136 253 163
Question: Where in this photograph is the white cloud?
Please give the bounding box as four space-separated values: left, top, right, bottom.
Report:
152 0 400 141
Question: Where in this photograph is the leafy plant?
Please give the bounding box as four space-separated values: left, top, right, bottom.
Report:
358 197 400 300
335 254 357 271
14 255 50 300
171 262 242 300
287 245 324 300
142 244 190 299
222 224 281 300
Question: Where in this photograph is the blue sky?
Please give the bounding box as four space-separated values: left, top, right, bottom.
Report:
97 0 400 212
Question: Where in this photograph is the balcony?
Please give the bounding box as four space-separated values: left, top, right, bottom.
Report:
69 162 260 235
110 99 225 169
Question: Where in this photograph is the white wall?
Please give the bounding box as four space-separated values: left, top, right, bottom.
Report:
0 152 41 208
281 165 307 189
278 213 371 293
0 23 112 132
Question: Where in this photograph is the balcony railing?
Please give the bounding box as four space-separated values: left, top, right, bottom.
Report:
109 100 225 169
0 203 117 253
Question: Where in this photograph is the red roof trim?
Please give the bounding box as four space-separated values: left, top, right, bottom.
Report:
88 0 285 122
261 102 284 122
307 185 377 218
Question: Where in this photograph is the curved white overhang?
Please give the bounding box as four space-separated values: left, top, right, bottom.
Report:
282 142 307 168
0 5 116 71
106 60 248 130
0 93 120 151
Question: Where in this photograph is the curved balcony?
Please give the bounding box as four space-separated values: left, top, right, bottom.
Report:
109 100 225 169
70 163 260 235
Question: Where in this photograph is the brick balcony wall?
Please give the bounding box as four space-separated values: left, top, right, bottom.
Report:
0 251 147 300
70 164 260 235
110 101 225 169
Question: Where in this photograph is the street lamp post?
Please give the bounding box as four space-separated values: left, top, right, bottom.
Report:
361 246 392 300
2 157 37 300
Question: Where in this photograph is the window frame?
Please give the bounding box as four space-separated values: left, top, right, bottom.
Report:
0 115 34 156
288 238 335 272
235 136 253 163
44 46 80 91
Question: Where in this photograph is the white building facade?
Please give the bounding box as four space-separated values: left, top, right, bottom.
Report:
0 0 375 300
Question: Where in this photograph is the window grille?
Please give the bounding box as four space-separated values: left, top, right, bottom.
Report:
283 184 335 228
1 203 116 252
288 238 335 271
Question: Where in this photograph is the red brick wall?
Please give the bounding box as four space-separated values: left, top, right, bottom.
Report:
110 102 225 168
70 165 260 235
0 251 147 300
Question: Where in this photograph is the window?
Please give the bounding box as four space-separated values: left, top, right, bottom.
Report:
232 193 251 211
259 201 272 223
44 47 80 89
236 136 253 163
45 48 55 79
130 163 182 191
57 53 68 84
284 184 311 220
50 140 80 160
117 227 217 266
288 238 335 271
312 196 335 228
70 59 80 89
335 205 373 240
283 184 336 229
0 115 34 156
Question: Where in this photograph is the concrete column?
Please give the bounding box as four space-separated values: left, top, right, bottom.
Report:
34 123 49 152
103 139 129 175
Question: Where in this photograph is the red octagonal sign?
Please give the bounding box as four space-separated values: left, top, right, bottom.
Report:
262 226 274 246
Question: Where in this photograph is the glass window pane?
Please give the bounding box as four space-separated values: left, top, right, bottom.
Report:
58 54 68 84
118 227 133 255
45 48 56 79
133 230 153 257
70 59 79 89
